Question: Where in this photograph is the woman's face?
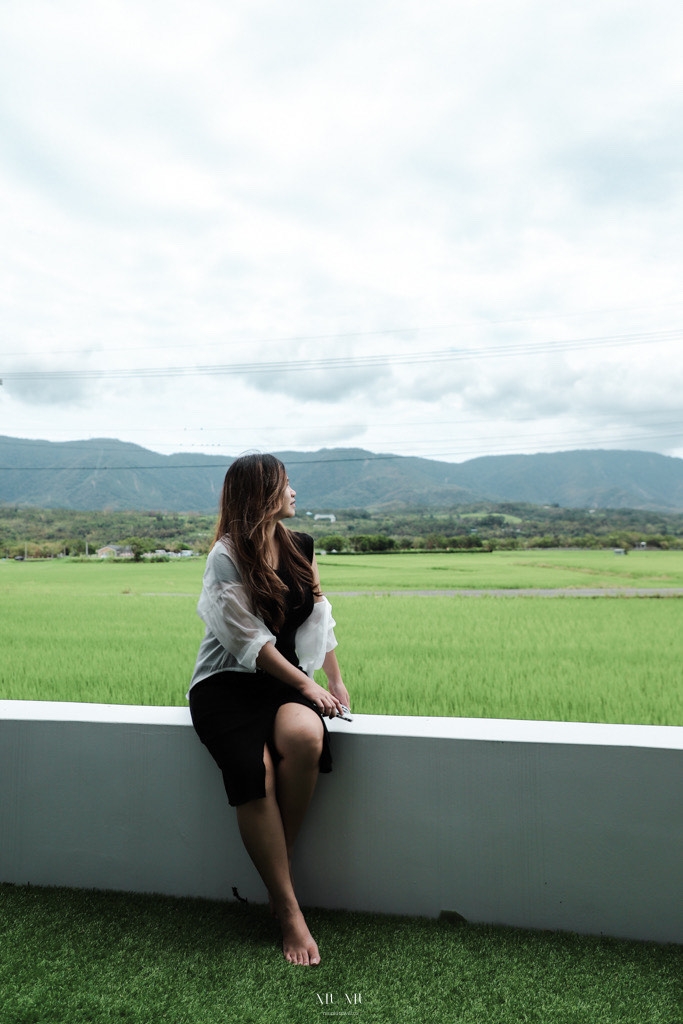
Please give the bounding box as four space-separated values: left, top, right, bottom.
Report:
275 477 296 520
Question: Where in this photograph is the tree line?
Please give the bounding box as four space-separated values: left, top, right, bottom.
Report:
2 501 683 559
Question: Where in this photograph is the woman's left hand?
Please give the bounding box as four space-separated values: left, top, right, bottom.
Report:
321 646 350 715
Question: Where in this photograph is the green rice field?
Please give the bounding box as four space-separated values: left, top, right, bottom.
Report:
318 547 683 591
4 546 683 594
1 552 682 725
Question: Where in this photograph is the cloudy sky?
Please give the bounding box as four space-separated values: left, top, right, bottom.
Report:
1 0 683 465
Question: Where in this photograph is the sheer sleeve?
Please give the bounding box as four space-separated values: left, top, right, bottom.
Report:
295 596 338 677
195 540 276 671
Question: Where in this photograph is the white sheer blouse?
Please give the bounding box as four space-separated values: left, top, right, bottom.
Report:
187 536 337 695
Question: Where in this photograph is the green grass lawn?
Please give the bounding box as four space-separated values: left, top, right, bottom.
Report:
0 885 680 1024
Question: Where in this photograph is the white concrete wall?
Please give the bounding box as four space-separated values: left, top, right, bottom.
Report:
0 700 681 944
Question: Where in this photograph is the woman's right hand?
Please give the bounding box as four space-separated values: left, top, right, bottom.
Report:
298 678 345 718
256 641 344 717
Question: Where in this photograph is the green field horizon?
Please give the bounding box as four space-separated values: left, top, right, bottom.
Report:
1 551 682 725
4 546 683 592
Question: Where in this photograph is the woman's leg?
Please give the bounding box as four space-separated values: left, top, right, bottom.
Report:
235 742 321 966
272 702 324 863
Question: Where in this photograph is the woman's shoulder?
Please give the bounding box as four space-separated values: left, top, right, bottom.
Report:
206 536 241 582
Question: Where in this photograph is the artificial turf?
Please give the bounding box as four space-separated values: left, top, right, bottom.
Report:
0 884 680 1024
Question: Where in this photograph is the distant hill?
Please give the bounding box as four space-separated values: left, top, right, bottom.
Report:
1 436 683 512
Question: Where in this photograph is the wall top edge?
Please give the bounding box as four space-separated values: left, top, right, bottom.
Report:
0 700 681 750
0 700 190 727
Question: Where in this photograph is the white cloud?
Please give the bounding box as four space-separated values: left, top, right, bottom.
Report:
1 0 683 468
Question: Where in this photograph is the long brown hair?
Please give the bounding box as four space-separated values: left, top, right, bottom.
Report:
213 453 319 630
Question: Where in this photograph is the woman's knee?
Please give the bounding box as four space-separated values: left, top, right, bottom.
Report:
274 704 324 761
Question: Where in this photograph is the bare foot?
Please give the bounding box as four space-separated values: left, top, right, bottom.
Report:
279 905 320 966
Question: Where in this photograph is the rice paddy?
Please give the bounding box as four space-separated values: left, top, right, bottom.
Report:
317 547 683 591
1 552 682 724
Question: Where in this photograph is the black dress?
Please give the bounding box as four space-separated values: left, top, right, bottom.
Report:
189 533 332 806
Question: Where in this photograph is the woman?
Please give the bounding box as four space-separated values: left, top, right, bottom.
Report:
188 454 350 966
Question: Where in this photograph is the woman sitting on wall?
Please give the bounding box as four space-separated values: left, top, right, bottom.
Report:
187 453 351 966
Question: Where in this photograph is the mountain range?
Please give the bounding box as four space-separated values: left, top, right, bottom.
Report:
2 435 683 512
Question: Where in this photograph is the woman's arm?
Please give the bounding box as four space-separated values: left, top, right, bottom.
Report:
255 641 345 718
321 649 351 710
311 552 351 709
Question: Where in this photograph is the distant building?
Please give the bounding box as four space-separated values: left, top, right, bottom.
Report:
314 514 336 523
97 545 133 559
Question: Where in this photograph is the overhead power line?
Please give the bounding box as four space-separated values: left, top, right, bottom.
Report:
1 329 680 382
3 299 683 360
